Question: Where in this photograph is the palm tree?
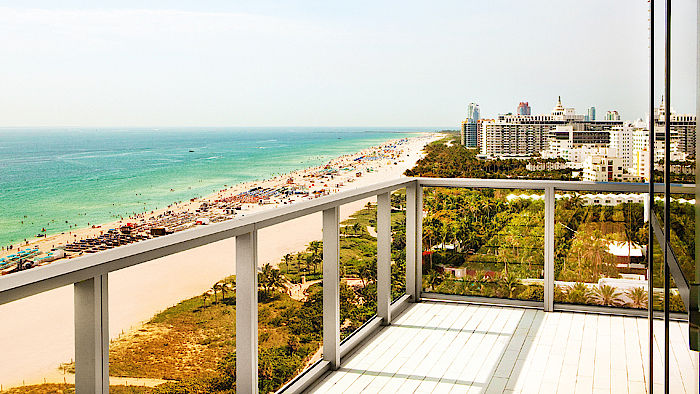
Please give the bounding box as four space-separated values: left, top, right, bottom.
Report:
454 219 469 252
566 282 592 304
425 270 443 291
212 282 225 303
591 284 623 306
358 262 371 288
480 198 493 221
573 230 606 281
303 253 313 273
311 253 322 274
296 254 304 273
437 218 451 251
268 269 284 294
202 292 210 307
569 193 583 210
499 272 520 298
283 253 293 273
221 282 233 300
423 217 438 251
626 287 648 309
352 222 362 236
210 284 219 303
259 263 273 296
308 241 322 256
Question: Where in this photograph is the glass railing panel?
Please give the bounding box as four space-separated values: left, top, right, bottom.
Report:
554 191 652 310
650 236 668 393
339 198 378 340
257 213 323 393
107 239 237 392
553 191 687 313
421 186 545 302
0 286 74 392
650 236 687 314
667 194 696 285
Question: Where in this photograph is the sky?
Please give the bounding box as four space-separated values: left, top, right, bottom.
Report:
0 0 696 127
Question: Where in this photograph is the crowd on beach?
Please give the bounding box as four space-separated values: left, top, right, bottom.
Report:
0 137 422 275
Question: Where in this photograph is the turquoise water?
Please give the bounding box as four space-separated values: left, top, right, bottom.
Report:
0 127 431 246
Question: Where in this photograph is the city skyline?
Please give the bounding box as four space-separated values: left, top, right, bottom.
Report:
464 96 682 122
0 0 696 127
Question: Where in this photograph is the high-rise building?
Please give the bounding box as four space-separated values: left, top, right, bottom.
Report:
608 124 634 169
460 120 478 148
480 97 622 157
653 97 696 156
585 106 596 121
460 103 480 148
467 103 480 121
476 119 485 149
517 102 531 116
631 123 686 180
605 110 621 121
541 124 611 167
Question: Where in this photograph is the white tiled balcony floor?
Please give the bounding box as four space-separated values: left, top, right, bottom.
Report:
305 301 698 394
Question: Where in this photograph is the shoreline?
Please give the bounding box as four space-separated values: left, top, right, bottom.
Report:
0 132 442 389
1 133 433 271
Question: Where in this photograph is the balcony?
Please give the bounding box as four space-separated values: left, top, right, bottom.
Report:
0 177 697 393
306 302 696 393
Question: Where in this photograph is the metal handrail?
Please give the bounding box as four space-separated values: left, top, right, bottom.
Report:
416 177 694 194
0 177 414 305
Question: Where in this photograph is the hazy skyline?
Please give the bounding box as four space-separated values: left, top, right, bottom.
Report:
0 1 696 127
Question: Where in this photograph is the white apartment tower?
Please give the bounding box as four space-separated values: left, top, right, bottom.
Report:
654 97 696 156
460 102 481 147
480 97 622 157
582 155 625 182
609 124 634 169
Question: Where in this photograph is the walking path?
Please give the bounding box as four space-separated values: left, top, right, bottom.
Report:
286 279 323 301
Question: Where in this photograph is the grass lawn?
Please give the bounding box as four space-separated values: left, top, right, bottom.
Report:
104 289 307 382
0 384 152 394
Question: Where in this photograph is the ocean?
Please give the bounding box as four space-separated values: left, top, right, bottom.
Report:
0 127 433 246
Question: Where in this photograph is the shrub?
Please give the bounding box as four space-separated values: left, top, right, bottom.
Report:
670 293 686 312
565 282 592 304
625 287 648 309
554 285 566 303
517 284 544 301
590 285 623 307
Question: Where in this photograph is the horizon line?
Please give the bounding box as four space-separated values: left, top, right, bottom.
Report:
0 125 454 130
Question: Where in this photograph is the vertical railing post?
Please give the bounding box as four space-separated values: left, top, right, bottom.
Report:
74 274 109 394
648 1 656 391
544 187 555 312
323 207 340 369
377 192 391 325
663 2 672 392
406 184 417 301
695 0 700 388
236 230 258 394
406 182 423 302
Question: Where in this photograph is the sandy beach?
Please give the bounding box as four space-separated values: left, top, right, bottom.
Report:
0 132 441 389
